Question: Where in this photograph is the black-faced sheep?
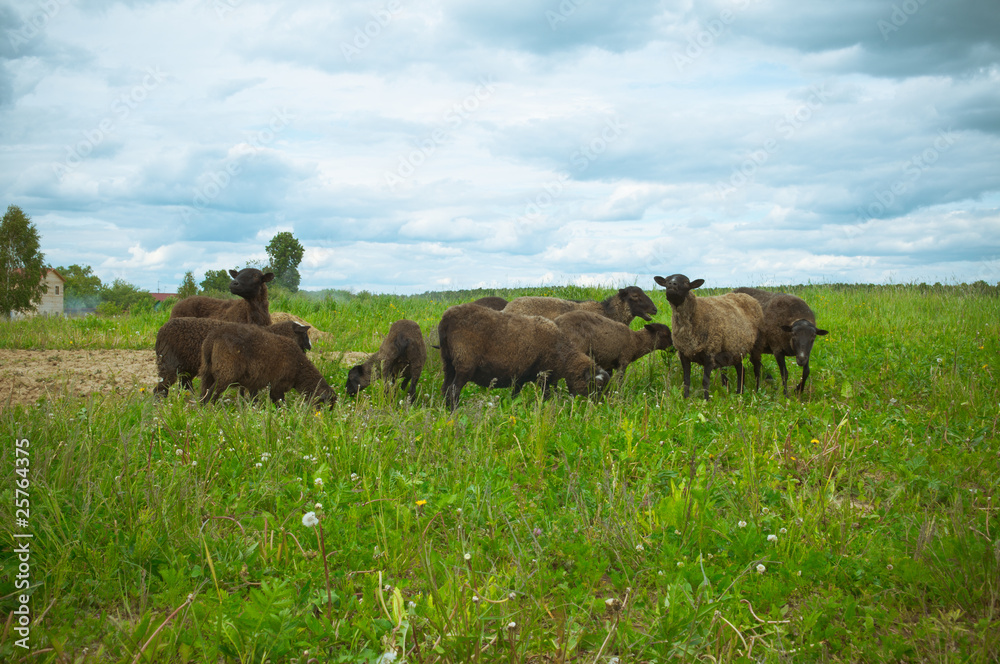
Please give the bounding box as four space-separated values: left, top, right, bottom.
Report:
155 317 311 396
554 310 673 381
742 291 828 393
471 296 509 311
346 319 426 402
654 274 763 399
170 268 274 326
198 323 336 407
502 286 658 325
437 303 609 410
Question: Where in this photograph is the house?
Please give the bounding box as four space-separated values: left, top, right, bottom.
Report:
8 268 65 317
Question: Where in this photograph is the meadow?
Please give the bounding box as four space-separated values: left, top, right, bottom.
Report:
1 281 998 663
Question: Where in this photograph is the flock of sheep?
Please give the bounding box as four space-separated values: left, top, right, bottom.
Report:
153 268 828 410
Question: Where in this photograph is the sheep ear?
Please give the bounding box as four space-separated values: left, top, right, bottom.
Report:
816 328 829 336
781 324 793 332
653 276 667 286
229 269 239 278
262 272 275 283
690 279 705 289
293 322 311 331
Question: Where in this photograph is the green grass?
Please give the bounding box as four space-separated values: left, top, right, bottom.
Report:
1 282 999 663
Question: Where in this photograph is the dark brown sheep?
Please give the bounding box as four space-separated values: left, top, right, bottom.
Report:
743 292 828 393
554 310 672 381
502 286 658 324
170 268 274 326
654 274 763 399
154 317 311 396
437 303 609 410
471 296 509 311
347 319 426 402
198 323 336 407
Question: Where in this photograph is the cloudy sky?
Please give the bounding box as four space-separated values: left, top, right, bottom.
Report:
2 0 999 295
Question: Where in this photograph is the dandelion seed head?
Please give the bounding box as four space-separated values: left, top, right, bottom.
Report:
302 511 319 528
756 564 766 574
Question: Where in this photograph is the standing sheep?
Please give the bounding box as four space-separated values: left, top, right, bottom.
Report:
437 303 609 410
502 286 658 324
654 274 763 399
199 323 336 407
742 291 828 394
155 317 311 396
347 319 426 402
170 268 274 326
554 310 672 381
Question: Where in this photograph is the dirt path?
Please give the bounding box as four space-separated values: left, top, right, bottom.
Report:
0 349 370 408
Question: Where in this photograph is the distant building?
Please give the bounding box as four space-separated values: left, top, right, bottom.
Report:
8 268 65 318
150 292 178 304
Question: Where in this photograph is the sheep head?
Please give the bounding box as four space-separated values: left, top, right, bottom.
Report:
780 319 828 367
654 274 705 308
228 268 275 299
618 286 658 321
346 363 373 396
644 322 674 350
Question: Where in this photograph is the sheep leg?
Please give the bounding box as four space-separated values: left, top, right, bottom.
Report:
796 361 809 394
445 376 467 411
775 353 790 394
680 354 693 398
751 352 763 390
734 360 745 394
701 360 713 400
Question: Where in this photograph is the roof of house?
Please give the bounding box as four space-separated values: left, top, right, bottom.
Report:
150 292 178 302
11 267 65 282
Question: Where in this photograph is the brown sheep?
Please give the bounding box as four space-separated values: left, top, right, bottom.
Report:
744 292 828 393
471 296 509 311
732 286 781 307
346 319 426 402
554 310 672 381
155 317 311 396
654 274 763 399
502 286 658 324
198 323 336 407
170 268 274 326
437 303 609 410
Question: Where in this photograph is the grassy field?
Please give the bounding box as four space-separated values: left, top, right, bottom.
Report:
1 282 998 663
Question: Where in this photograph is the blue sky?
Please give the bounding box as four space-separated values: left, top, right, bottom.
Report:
2 0 999 294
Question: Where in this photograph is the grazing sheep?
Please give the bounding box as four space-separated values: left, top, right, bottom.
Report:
346 319 427 402
471 296 509 311
437 303 609 410
155 317 311 396
654 274 763 399
502 286 658 324
198 323 336 407
554 310 673 381
744 292 828 393
170 268 274 326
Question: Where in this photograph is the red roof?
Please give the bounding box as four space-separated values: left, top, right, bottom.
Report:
150 293 178 302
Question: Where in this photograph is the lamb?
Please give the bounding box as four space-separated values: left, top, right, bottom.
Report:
654 274 763 399
170 268 274 326
198 322 336 407
471 296 508 311
346 319 426 402
502 286 658 324
554 310 673 381
741 291 828 394
437 303 610 410
155 317 312 396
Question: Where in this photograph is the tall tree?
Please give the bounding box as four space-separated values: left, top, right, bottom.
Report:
0 205 46 318
56 264 103 309
266 232 304 292
200 269 231 294
178 271 198 299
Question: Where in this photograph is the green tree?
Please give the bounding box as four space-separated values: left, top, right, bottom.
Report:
0 205 46 318
97 278 155 316
178 271 198 299
200 269 231 294
56 264 103 309
266 232 304 293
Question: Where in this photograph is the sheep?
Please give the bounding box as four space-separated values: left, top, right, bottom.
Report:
198 322 336 407
554 310 672 381
741 291 828 393
346 319 426 402
155 317 311 396
437 303 610 410
653 274 763 399
732 286 781 307
471 296 508 311
170 268 274 326
502 286 658 325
